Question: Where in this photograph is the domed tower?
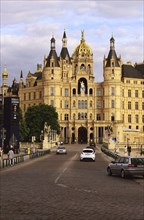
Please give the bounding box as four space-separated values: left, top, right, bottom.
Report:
72 31 94 80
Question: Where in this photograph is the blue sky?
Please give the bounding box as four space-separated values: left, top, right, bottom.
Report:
1 0 143 84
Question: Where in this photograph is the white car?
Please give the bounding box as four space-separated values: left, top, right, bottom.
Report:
80 148 95 161
56 146 67 154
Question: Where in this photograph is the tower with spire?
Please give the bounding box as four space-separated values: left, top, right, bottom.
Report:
103 35 122 82
1 65 9 97
103 35 122 124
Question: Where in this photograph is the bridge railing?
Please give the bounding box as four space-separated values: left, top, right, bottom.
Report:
101 146 120 160
0 149 51 169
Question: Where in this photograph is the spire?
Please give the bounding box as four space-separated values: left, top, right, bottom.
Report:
62 29 67 48
51 35 55 50
106 36 120 67
20 70 23 78
110 34 115 50
60 31 71 63
81 30 85 43
46 34 59 67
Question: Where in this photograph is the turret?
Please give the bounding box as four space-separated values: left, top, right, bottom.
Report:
2 65 8 87
1 65 8 96
46 35 59 68
103 35 122 81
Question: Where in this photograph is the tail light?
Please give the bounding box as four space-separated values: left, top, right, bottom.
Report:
128 164 137 168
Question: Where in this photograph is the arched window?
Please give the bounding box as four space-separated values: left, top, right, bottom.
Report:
78 113 81 120
73 88 76 95
90 101 92 108
80 64 86 70
87 64 91 73
73 100 76 107
89 88 93 95
75 64 78 73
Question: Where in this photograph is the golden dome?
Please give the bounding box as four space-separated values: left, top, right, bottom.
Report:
2 65 8 77
73 31 92 56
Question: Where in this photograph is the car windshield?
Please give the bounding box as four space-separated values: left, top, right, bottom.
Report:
131 158 144 165
58 146 65 149
83 150 93 153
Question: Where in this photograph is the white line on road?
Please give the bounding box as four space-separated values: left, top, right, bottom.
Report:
54 153 78 184
54 167 67 184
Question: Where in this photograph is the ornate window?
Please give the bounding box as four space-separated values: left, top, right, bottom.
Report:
89 88 93 95
65 100 69 108
80 64 86 70
65 88 69 96
50 87 54 96
111 100 115 108
72 88 76 95
64 114 69 121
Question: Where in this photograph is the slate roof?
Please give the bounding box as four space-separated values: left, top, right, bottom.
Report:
60 48 71 63
122 64 144 79
106 49 120 67
33 71 42 80
46 50 60 67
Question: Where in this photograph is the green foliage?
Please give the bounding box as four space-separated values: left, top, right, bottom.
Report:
19 108 29 141
25 104 60 141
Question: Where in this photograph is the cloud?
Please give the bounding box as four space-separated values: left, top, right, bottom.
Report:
1 0 143 85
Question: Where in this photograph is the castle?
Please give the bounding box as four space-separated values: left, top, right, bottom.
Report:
1 30 144 148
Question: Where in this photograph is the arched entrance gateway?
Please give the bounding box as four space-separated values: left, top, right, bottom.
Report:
78 126 87 144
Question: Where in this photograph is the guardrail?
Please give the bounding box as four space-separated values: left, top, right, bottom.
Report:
0 149 51 169
101 146 120 160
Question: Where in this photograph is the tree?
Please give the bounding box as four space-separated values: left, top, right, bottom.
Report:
25 104 60 141
19 108 29 142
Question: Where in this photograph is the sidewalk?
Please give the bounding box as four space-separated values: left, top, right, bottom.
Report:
112 148 143 157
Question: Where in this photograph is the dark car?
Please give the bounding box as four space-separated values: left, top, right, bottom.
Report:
107 156 144 178
90 141 96 148
86 145 95 152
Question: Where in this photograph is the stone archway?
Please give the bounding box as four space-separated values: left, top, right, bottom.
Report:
78 126 87 144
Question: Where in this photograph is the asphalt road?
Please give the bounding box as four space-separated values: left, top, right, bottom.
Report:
0 144 144 220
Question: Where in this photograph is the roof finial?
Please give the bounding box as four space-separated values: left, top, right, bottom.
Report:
81 30 85 43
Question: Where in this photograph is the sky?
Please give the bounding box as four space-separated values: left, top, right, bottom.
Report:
1 0 144 85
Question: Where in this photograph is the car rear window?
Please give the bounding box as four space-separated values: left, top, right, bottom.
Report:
131 158 144 165
83 150 93 153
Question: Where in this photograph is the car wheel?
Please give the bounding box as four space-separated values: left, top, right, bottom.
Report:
107 167 112 176
121 169 125 178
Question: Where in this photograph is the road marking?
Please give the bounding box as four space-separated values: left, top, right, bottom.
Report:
54 167 67 184
57 183 67 188
54 153 78 184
